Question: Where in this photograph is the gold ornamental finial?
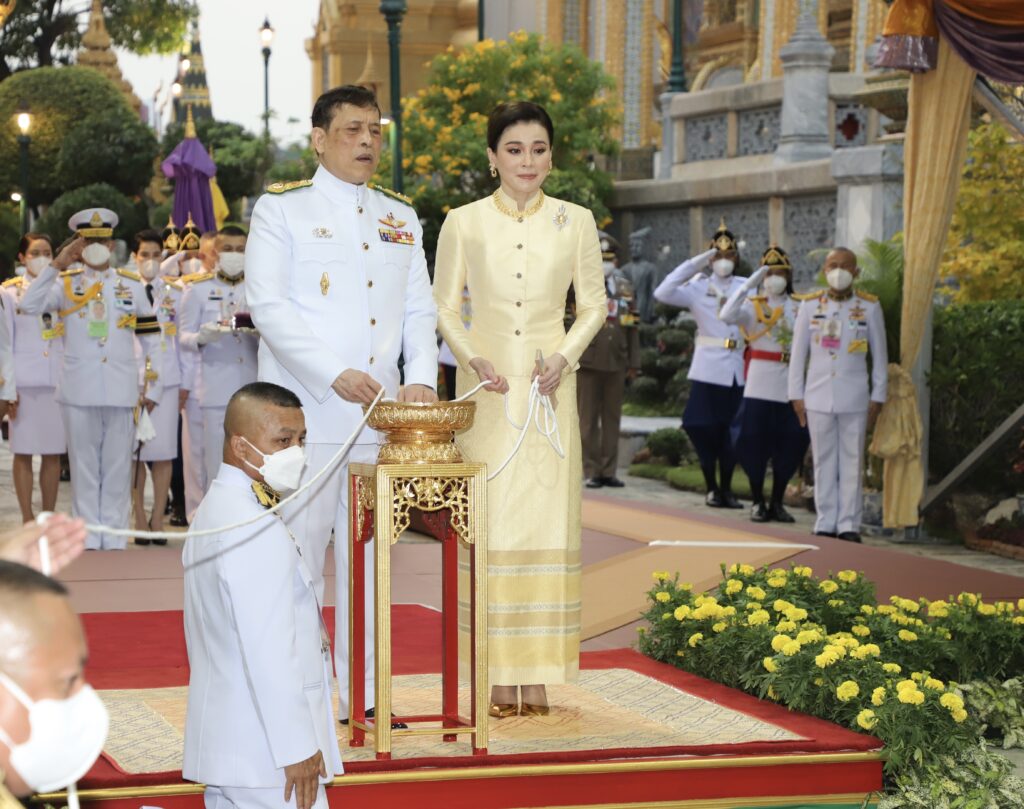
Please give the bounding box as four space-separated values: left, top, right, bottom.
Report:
185 104 197 138
0 1 18 28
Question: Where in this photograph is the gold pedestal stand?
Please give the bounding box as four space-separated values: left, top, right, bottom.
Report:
347 400 488 759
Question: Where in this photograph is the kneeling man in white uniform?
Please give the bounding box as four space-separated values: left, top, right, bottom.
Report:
183 382 342 809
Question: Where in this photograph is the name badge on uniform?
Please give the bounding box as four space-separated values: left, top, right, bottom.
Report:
848 339 868 354
88 299 109 339
39 312 62 340
821 318 842 350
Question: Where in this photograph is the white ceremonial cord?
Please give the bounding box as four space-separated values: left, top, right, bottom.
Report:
83 387 388 541
649 540 820 551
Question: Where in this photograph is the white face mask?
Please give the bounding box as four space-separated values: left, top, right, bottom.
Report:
763 275 789 297
0 671 109 793
138 258 161 282
218 252 245 278
181 258 202 277
712 259 734 278
602 260 615 278
81 243 111 268
826 268 854 292
241 438 306 493
25 256 50 278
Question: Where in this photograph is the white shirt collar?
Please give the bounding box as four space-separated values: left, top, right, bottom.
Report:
215 462 258 492
312 164 365 207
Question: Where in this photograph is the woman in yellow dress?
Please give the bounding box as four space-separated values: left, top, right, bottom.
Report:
433 102 606 717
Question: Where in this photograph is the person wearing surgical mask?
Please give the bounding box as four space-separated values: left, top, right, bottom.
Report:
0 560 108 803
18 208 155 551
179 224 258 489
653 220 749 509
183 382 342 809
720 246 809 523
129 230 185 546
788 247 888 542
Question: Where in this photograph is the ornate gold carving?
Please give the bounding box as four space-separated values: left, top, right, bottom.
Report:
390 476 472 545
365 400 476 465
354 475 376 542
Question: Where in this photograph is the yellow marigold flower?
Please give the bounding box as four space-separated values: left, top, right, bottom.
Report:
832 635 860 649
767 685 779 700
872 687 886 706
655 591 671 603
652 571 670 582
769 568 787 578
851 624 871 637
767 577 787 588
771 634 792 653
763 656 778 673
739 564 755 576
911 672 924 682
857 709 878 730
676 650 685 657
746 586 766 601
814 649 839 668
773 599 794 613
1014 616 1024 625
819 580 839 594
680 582 693 592
882 663 902 674
725 579 743 595
688 632 703 648
785 607 809 622
712 621 727 633
796 629 822 645
673 605 691 621
814 677 824 686
662 613 672 620
747 610 771 627
746 602 763 611
958 593 978 606
837 570 858 583
1018 598 1024 611
721 605 737 617
694 595 718 607
851 643 881 660
692 603 722 620
781 640 802 656
898 629 918 642
896 679 919 692
898 688 925 705
861 605 875 615
940 693 964 711
793 566 813 577
877 605 896 615
924 677 944 691
928 601 950 618
836 680 860 701
951 708 968 723
775 620 797 633
978 603 996 616
828 599 845 607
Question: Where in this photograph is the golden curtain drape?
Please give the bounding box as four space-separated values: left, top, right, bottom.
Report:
869 37 975 528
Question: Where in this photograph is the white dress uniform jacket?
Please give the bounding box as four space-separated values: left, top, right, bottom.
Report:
136 278 184 390
787 290 888 412
720 291 800 403
654 250 748 386
2 276 63 390
245 165 439 445
183 463 343 787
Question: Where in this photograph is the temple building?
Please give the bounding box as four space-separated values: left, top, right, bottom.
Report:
76 0 142 114
172 25 214 124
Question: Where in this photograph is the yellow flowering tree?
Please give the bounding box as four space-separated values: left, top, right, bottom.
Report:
388 31 619 257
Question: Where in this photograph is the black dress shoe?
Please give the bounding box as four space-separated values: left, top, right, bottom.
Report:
721 491 744 509
153 538 168 546
340 707 408 729
706 490 725 508
813 530 838 538
60 468 70 482
750 502 770 522
600 476 625 488
838 531 862 543
133 537 151 546
585 477 604 489
169 511 188 527
767 502 796 523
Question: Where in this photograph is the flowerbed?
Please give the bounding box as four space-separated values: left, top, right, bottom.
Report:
638 563 1024 806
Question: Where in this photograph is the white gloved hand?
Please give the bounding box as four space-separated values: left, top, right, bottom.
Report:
695 247 718 270
744 266 769 290
197 321 226 346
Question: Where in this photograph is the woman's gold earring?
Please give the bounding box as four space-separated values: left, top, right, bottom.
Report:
489 165 497 179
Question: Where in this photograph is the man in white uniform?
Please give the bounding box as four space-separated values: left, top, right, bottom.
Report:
179 226 258 490
788 247 887 542
246 85 438 723
19 209 156 550
183 382 342 809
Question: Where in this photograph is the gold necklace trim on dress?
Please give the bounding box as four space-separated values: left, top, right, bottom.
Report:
491 189 545 222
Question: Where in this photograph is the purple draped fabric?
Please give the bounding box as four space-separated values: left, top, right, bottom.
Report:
933 1 1024 83
874 33 939 72
161 138 217 234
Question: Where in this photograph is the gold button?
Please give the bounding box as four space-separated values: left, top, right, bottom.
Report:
516 301 522 307
369 357 375 365
358 206 364 214
43 351 48 358
370 318 376 326
515 330 521 336
362 243 369 251
516 273 522 279
101 357 107 363
516 243 523 250
368 280 373 288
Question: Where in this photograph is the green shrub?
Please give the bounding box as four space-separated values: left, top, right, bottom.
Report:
638 347 660 378
627 376 661 405
653 354 684 380
645 427 690 465
659 328 693 355
638 322 660 349
666 369 690 406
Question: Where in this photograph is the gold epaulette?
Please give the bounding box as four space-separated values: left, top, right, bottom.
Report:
749 295 767 302
58 268 83 278
792 289 823 301
117 268 142 282
266 179 313 194
180 271 213 285
167 278 185 291
2 276 23 288
369 183 413 206
855 288 879 303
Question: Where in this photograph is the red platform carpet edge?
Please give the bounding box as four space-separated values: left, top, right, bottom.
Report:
65 607 883 809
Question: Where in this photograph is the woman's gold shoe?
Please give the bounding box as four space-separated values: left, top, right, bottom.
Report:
488 703 518 719
519 703 550 717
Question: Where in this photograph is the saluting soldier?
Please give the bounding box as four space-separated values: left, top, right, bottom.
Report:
720 246 809 523
654 220 748 509
788 247 888 542
179 224 258 490
246 84 438 724
19 209 158 550
3 233 65 523
578 241 640 488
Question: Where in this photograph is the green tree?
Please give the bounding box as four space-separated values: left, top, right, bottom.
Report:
389 31 619 256
940 122 1024 302
0 66 158 205
266 142 318 185
0 0 195 79
35 182 148 245
161 119 274 204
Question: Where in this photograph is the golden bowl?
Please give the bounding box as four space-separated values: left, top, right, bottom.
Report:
364 400 476 464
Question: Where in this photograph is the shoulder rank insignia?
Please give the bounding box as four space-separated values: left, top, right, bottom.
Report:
58 268 83 278
369 183 413 206
167 279 185 291
267 179 313 195
117 268 142 282
181 271 214 285
793 289 823 301
2 276 24 288
855 288 879 303
749 294 767 302
378 212 407 230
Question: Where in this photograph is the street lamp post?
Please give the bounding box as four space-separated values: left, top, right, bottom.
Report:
668 0 687 92
380 0 407 193
15 105 31 235
260 17 275 140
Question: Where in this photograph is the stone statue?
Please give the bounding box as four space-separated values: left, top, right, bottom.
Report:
620 227 660 323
